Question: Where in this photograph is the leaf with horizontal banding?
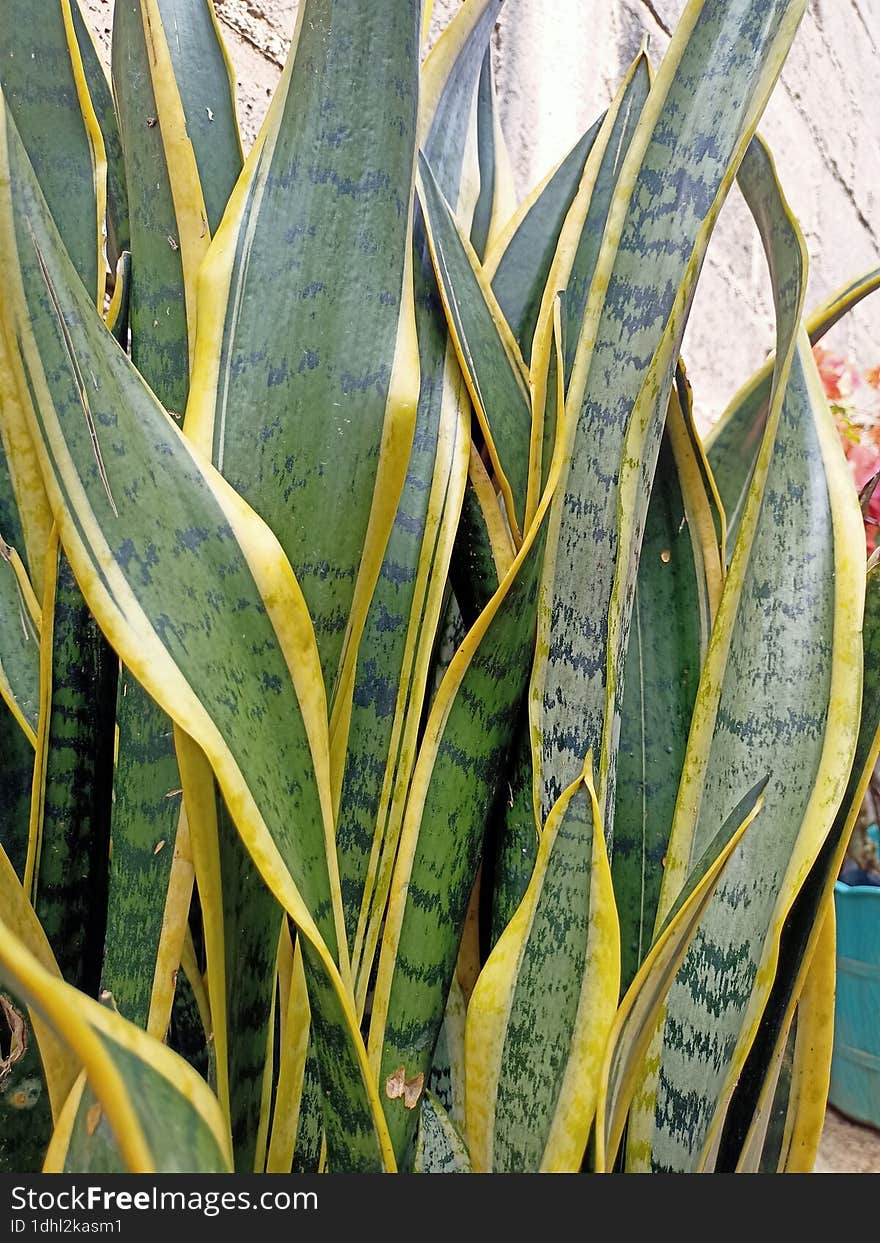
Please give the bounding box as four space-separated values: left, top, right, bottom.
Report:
595 780 765 1172
488 301 564 945
105 1 241 1082
0 534 40 743
716 559 880 1169
0 0 105 305
70 0 129 270
337 3 499 996
466 758 619 1173
625 124 860 1170
414 1090 472 1173
215 792 281 1171
0 915 231 1172
530 0 808 839
0 449 41 853
101 672 183 1028
368 394 568 1167
555 56 650 393
419 152 531 540
0 99 393 1171
110 8 246 1149
29 530 117 999
628 327 862 1171
611 366 723 994
0 0 105 591
0 843 78 1171
0 705 34 879
728 897 834 1173
707 265 880 556
185 0 420 708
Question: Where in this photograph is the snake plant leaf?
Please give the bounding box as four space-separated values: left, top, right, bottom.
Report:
111 0 240 411
106 0 243 1125
0 0 106 591
419 0 503 206
141 0 242 237
265 931 311 1173
531 0 807 836
731 901 834 1173
0 460 39 884
470 48 515 264
419 152 531 540
773 906 836 1173
290 1043 323 1173
27 532 117 998
488 302 565 943
466 758 619 1173
103 0 227 1039
140 811 195 1044
486 120 602 362
738 1009 797 1173
106 2 242 1082
369 412 566 1167
626 127 861 1171
0 918 231 1172
556 55 650 392
216 795 282 1172
171 725 278 1170
70 0 129 270
101 674 183 1029
0 843 78 1171
708 265 880 556
716 559 880 1169
595 781 765 1172
612 369 723 994
630 328 863 1172
0 103 393 1172
337 3 499 986
0 535 40 743
186 0 420 709
0 0 105 305
414 1091 472 1173
105 251 132 344
0 706 34 879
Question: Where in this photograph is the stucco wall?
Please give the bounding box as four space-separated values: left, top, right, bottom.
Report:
83 0 880 426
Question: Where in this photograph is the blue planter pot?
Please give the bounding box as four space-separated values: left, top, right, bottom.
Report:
830 880 880 1129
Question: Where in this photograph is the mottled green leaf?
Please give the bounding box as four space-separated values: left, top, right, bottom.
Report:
0 538 39 741
532 0 807 838
612 368 722 993
419 151 531 537
633 331 862 1171
370 431 562 1167
70 0 129 268
31 538 117 997
0 99 391 1170
488 121 601 362
467 762 618 1172
338 1 498 987
414 1091 472 1173
708 265 880 556
187 0 420 698
0 0 103 303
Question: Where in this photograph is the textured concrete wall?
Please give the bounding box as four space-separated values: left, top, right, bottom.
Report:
82 0 880 425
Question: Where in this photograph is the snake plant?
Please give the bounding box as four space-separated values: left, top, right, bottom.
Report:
0 0 877 1175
